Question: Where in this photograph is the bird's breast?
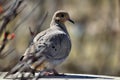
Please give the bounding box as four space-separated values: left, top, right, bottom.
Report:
48 34 71 60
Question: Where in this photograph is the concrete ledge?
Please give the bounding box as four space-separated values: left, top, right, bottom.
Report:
0 72 120 80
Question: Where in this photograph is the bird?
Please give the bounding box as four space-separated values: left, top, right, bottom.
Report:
4 10 74 78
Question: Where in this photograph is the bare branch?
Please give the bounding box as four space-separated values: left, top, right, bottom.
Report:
35 12 48 36
0 48 15 59
0 31 15 58
0 31 10 53
0 0 24 58
13 0 43 33
0 0 24 37
29 27 34 37
28 12 48 38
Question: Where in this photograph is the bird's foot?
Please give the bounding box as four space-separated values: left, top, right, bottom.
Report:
44 71 54 76
43 69 64 76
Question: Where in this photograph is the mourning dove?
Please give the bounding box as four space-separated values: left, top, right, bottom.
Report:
5 10 74 77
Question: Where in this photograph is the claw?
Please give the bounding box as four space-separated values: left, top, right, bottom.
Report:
43 69 60 76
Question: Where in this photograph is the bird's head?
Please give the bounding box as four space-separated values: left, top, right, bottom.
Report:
53 10 74 24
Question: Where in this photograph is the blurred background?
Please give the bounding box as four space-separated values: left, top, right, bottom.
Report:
0 0 120 76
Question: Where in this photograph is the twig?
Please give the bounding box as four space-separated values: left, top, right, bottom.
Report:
29 12 48 37
13 0 43 33
0 0 23 58
0 31 15 58
35 12 48 36
0 31 10 53
0 48 15 59
0 0 24 37
29 26 34 37
28 12 48 45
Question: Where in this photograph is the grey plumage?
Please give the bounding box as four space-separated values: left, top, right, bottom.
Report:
5 10 74 78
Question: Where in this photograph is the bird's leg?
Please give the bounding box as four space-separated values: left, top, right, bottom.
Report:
31 69 35 76
35 69 54 76
43 69 63 76
52 69 64 76
39 69 53 76
52 69 59 76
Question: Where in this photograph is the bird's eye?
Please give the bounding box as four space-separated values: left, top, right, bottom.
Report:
61 14 64 17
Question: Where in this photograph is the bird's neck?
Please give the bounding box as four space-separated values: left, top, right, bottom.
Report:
50 20 68 33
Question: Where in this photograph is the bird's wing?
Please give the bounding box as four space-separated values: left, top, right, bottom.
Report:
29 31 70 70
6 29 69 76
19 29 49 62
24 29 71 68
4 30 49 77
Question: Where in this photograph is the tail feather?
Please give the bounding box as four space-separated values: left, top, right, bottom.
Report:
4 62 30 78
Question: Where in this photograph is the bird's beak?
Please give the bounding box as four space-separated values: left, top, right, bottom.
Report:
68 19 75 24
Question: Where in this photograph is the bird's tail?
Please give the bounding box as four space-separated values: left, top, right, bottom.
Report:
4 61 30 78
